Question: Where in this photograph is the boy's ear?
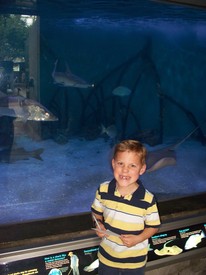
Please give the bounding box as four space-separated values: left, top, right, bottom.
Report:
140 164 146 175
111 158 115 169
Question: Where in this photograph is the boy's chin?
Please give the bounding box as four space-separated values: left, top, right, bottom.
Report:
117 180 137 187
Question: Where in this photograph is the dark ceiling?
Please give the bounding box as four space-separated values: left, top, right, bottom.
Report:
0 0 206 19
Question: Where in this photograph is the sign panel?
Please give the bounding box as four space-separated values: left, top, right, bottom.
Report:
148 222 206 261
1 222 206 274
5 246 99 275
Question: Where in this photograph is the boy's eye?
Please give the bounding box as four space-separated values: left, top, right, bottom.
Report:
116 162 137 169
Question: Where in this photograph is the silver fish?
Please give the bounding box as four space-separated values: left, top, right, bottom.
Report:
52 60 94 88
0 93 58 121
0 147 44 163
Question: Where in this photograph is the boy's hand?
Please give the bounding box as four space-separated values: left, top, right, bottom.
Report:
120 234 142 247
95 223 108 238
121 227 159 247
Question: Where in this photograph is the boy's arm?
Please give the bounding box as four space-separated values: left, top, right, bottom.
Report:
121 227 159 248
138 227 159 242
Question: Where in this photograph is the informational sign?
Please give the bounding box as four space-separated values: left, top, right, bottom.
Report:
1 222 206 274
148 222 206 261
5 246 99 275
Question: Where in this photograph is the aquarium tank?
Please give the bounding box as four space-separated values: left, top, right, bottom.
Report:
0 0 206 226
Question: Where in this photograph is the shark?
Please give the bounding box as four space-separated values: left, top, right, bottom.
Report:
146 123 205 172
52 59 94 88
0 147 44 163
0 92 58 121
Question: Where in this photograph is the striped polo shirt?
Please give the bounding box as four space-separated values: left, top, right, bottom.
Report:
91 179 161 269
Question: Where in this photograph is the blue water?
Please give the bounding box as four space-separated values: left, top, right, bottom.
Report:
0 0 206 225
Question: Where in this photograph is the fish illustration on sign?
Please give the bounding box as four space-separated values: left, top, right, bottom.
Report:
154 240 183 256
0 147 44 163
112 86 131 97
184 230 205 250
0 92 58 121
52 59 94 88
48 268 62 275
84 259 99 272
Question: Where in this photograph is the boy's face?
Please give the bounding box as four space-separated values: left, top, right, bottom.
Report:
112 150 146 189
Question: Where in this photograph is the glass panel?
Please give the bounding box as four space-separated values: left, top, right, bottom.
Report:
0 0 206 226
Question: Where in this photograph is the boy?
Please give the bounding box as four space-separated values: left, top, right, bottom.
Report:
91 140 161 275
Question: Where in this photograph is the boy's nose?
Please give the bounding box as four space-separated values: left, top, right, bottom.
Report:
122 165 129 172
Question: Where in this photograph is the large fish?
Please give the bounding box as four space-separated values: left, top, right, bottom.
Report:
52 59 94 88
146 146 176 172
0 92 58 121
146 123 204 172
0 147 44 163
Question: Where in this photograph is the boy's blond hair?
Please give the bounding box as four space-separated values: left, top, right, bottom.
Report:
113 140 147 165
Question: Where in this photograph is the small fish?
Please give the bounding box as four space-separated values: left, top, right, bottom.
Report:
52 60 94 88
112 86 131 97
184 230 205 250
0 92 58 121
0 147 44 163
84 259 99 272
101 124 117 139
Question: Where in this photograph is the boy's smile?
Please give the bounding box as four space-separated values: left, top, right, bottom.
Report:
112 150 146 196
